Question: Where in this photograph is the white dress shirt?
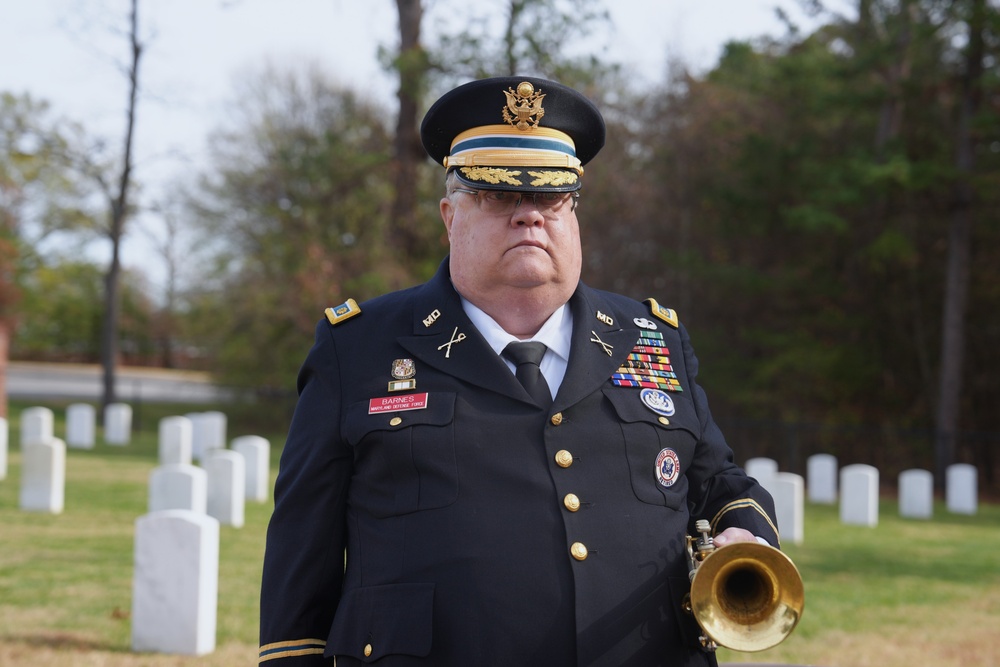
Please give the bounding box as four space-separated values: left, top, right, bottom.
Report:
460 298 573 401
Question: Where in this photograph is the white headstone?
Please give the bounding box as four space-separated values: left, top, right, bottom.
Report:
899 469 933 519
19 438 66 513
946 463 977 515
159 416 193 466
807 453 838 504
66 403 96 449
840 464 879 527
231 435 270 502
186 413 205 460
205 449 245 528
745 457 779 496
104 403 133 446
149 464 208 514
772 472 805 545
131 510 219 656
188 412 227 462
20 406 54 446
0 417 7 480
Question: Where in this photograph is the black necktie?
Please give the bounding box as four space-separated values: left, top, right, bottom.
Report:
503 341 553 409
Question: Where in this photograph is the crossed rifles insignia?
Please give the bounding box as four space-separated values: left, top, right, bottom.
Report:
437 327 467 359
590 331 613 356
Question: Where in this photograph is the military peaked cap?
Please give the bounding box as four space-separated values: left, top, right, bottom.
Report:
420 76 606 192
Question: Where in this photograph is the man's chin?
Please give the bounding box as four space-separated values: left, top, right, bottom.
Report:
501 265 555 289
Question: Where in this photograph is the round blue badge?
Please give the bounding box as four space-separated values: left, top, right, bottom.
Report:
640 388 675 417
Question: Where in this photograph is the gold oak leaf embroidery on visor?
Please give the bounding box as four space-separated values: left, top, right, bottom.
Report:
460 166 524 186
528 170 579 187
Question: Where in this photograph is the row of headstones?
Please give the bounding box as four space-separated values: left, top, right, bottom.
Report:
23 402 226 453
0 404 112 482
0 403 211 474
2 405 272 656
6 404 270 516
151 416 271 527
135 414 273 655
746 455 980 545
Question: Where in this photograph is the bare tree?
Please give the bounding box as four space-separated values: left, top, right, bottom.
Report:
143 198 186 369
934 0 986 482
98 0 143 410
389 0 428 260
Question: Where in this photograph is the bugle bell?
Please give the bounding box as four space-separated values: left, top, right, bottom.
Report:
684 519 804 652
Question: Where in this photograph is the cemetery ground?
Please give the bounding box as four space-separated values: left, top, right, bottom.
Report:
1 400 999 666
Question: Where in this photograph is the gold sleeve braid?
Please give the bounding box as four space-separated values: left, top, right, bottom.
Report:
709 498 780 545
259 638 326 663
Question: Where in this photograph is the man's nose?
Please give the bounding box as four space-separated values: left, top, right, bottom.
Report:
512 198 545 226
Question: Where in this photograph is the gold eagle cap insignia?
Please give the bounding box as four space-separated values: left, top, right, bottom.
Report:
502 82 546 130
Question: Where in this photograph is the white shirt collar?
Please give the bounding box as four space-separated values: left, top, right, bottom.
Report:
461 298 571 360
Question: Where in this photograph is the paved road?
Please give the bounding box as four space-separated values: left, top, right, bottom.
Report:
5 361 232 404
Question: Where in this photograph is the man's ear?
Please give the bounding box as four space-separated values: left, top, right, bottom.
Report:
440 196 455 236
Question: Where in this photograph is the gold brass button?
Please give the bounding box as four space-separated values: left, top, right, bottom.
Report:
389 416 403 427
364 643 373 657
570 542 588 561
554 450 573 468
564 493 581 512
658 416 670 425
550 412 564 426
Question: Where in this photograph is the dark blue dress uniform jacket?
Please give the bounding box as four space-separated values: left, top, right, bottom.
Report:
259 260 780 666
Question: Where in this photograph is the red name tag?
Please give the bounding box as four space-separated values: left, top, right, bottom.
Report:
368 393 429 414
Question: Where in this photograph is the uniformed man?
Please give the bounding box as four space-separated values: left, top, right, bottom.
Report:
259 76 781 666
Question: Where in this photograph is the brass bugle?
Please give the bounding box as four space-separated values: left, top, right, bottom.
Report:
684 519 804 652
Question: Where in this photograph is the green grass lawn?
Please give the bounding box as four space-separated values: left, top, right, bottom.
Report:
1 400 999 666
722 500 1000 665
1 400 280 665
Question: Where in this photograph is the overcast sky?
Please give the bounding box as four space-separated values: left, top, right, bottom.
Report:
0 0 846 292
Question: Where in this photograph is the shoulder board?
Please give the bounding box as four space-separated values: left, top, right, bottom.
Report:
325 298 362 326
644 298 679 329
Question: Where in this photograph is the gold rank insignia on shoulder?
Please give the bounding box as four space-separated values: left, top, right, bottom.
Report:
644 298 679 329
325 298 361 326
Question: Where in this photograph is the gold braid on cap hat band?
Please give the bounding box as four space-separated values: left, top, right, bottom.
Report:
444 124 583 173
445 150 583 172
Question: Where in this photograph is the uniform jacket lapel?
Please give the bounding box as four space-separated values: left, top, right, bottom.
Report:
396 261 526 401
396 261 641 408
555 286 639 410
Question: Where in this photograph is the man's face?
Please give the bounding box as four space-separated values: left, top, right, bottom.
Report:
440 187 583 306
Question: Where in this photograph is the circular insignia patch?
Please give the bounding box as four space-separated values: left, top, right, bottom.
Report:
655 448 681 487
640 388 675 416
